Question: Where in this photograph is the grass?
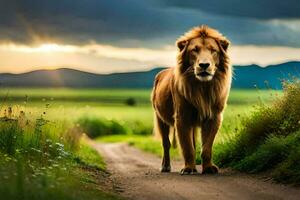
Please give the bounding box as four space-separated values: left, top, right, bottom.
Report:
1 85 294 196
0 88 279 131
0 154 120 200
0 88 281 105
0 107 121 200
214 80 300 184
0 88 151 105
75 140 106 170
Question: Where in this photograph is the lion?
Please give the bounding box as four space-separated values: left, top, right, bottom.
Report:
151 25 232 175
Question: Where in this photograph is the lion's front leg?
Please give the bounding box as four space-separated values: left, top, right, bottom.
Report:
200 114 222 174
176 120 197 175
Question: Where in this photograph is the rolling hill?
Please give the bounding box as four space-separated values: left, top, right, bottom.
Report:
232 61 300 89
0 61 299 89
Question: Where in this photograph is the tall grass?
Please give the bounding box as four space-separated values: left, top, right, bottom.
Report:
0 110 78 160
214 79 300 184
0 107 119 200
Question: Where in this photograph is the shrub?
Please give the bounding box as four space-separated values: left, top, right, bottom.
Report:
125 120 152 135
77 117 152 138
77 117 128 138
234 131 300 173
125 97 137 106
214 79 300 184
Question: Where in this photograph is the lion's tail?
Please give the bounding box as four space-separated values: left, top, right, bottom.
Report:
153 114 160 139
153 115 177 149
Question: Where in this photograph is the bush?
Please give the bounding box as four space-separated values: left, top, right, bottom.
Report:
125 97 137 106
235 131 300 173
77 117 128 138
214 79 300 184
126 120 152 135
77 117 152 138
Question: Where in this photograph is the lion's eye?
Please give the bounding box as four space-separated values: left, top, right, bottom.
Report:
210 49 217 54
192 47 199 52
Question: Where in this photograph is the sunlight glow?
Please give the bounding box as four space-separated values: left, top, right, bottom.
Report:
0 43 176 63
0 43 77 53
0 42 300 73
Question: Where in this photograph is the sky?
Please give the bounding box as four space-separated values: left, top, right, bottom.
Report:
0 0 300 73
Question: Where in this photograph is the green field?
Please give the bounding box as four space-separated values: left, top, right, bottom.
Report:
0 87 281 105
0 87 283 174
0 87 282 142
2 88 279 159
0 88 281 124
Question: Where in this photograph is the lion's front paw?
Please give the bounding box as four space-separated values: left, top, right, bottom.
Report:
180 167 197 175
202 164 219 174
161 165 171 173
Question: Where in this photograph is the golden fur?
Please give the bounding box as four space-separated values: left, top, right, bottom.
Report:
151 25 232 174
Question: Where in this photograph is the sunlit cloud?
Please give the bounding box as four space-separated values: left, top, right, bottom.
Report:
1 43 79 53
0 43 176 65
268 19 300 32
229 45 300 66
0 42 300 73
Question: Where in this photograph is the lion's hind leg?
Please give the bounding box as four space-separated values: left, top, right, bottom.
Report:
155 115 171 172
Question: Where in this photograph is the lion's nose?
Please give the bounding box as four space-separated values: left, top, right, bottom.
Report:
199 63 210 70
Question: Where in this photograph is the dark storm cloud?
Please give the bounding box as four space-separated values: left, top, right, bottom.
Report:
0 0 300 47
160 0 300 19
0 0 171 45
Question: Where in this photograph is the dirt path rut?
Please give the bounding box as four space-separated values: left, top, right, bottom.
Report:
92 142 300 200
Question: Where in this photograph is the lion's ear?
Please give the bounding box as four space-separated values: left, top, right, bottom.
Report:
176 39 188 52
220 39 230 52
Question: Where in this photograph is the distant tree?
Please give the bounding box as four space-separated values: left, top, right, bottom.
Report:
125 97 137 106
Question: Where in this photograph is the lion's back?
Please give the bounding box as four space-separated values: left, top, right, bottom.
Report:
151 68 175 125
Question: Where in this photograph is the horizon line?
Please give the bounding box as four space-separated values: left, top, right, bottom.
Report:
1 60 300 75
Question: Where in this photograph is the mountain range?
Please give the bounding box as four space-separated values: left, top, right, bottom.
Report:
0 61 299 89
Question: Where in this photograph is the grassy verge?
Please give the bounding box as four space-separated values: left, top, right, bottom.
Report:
0 108 121 200
214 80 300 185
75 140 106 170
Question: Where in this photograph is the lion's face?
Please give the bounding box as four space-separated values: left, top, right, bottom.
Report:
187 37 220 81
176 26 230 82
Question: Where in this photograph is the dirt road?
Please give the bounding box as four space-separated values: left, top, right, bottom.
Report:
92 142 300 200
